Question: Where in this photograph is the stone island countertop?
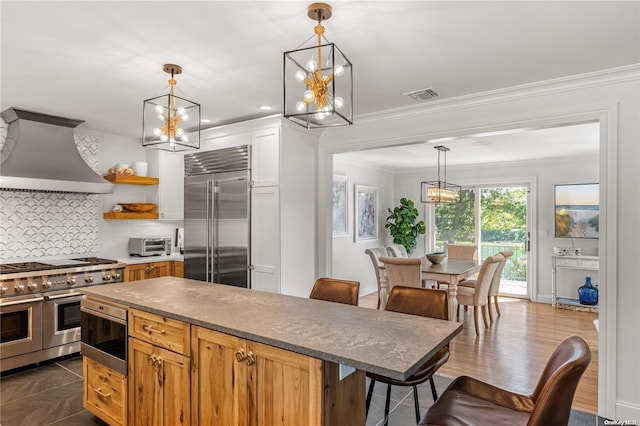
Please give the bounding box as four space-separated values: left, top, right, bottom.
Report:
82 276 462 380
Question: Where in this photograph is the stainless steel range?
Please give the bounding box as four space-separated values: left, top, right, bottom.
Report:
0 257 126 372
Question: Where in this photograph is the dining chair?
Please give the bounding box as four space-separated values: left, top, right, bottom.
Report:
433 243 480 289
419 335 591 426
459 250 514 322
309 277 360 306
456 254 503 335
365 248 390 308
378 256 423 291
385 243 408 258
365 286 450 425
445 243 478 260
386 244 437 288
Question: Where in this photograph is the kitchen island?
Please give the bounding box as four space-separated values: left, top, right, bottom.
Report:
82 277 462 426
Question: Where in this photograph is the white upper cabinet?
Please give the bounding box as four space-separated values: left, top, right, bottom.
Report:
251 128 280 187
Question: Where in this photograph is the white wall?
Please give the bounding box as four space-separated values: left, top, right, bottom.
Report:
280 124 319 297
395 155 600 302
320 66 640 420
332 158 395 296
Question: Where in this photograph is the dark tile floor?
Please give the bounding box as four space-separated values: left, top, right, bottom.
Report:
1 355 599 426
0 355 106 426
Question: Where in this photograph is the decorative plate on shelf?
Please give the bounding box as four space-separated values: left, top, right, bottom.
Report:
118 203 157 213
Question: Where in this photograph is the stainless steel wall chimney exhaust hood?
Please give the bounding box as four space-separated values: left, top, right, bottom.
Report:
0 108 114 194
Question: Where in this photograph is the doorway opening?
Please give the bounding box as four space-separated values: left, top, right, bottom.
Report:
434 185 529 297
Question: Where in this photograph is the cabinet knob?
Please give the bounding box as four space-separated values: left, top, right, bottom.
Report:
235 348 246 363
234 348 255 366
147 354 163 368
244 351 255 366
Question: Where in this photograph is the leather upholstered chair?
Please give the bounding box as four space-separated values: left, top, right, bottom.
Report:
309 277 360 306
365 248 389 308
378 256 423 290
386 243 409 258
366 286 450 424
459 250 514 322
456 254 503 335
419 335 591 426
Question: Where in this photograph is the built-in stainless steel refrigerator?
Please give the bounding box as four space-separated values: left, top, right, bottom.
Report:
183 146 250 288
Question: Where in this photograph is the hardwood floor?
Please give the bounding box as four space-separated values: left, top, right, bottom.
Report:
359 292 599 415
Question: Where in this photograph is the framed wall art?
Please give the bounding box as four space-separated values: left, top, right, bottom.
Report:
554 183 599 239
355 185 378 241
332 174 349 236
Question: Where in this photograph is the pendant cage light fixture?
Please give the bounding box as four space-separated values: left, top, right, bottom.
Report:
283 2 353 129
421 145 461 203
143 64 200 152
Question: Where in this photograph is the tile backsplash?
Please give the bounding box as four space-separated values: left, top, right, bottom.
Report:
0 132 101 260
0 191 99 259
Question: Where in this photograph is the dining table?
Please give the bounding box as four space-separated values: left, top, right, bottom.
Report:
379 257 482 320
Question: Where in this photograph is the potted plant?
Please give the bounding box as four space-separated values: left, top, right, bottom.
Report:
385 197 426 254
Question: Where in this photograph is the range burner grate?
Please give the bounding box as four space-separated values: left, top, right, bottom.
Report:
71 257 120 265
0 262 57 274
0 258 121 274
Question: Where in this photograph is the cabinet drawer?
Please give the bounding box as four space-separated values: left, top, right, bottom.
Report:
129 309 190 356
580 259 599 269
84 357 127 426
555 258 579 267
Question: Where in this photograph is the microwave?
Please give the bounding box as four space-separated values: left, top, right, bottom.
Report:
129 237 171 257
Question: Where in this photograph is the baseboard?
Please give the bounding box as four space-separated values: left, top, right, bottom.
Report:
615 401 640 423
536 294 553 304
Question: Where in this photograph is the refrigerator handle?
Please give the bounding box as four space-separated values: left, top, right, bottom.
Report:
206 180 212 283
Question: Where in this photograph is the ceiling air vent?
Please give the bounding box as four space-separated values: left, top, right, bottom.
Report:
403 87 439 102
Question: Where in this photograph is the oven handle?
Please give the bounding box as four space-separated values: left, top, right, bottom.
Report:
0 296 45 307
44 293 83 301
80 306 127 326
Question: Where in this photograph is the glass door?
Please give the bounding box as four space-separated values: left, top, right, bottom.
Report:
434 185 529 298
478 186 528 297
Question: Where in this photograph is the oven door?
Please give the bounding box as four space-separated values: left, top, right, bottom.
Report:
43 291 83 349
0 294 44 360
80 299 127 375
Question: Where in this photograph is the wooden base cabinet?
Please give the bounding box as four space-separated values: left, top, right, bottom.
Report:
172 261 184 277
125 261 172 281
191 326 364 425
128 308 191 426
83 357 127 426
128 338 190 426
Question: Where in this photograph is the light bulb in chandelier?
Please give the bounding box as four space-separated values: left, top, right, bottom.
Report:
303 90 315 102
306 59 317 71
295 70 306 82
296 101 306 112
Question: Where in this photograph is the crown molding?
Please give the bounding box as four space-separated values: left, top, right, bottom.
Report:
353 64 640 125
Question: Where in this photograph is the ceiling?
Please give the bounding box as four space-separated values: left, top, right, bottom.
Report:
336 121 601 171
1 1 639 153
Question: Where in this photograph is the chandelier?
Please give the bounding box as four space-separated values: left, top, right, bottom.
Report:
142 64 200 152
421 146 461 203
283 2 353 129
